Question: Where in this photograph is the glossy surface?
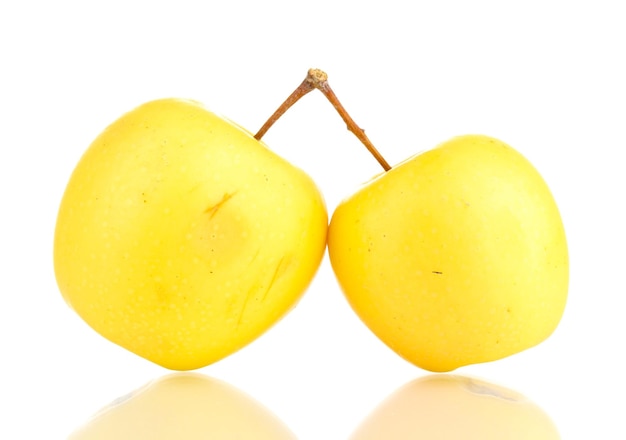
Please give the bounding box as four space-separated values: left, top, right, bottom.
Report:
54 99 328 370
328 135 568 371
69 373 297 439
351 374 560 439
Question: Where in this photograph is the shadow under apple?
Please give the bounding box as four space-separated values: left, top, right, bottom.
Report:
68 372 297 439
350 374 560 440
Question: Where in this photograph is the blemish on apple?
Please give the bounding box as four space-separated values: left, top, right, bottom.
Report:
204 191 237 219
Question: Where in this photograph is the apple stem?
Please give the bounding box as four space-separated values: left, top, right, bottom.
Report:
254 68 391 171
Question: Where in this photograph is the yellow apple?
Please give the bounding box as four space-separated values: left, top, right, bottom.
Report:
54 98 327 370
69 373 297 439
350 374 560 439
328 134 568 372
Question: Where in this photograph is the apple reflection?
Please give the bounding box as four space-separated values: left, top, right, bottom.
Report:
69 373 297 440
350 374 560 440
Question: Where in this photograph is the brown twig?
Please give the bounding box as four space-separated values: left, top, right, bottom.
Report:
254 68 391 171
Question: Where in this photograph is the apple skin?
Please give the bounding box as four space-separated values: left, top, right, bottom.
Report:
328 135 568 372
54 98 327 370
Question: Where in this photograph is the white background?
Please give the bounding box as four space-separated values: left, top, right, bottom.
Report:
2 1 625 438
